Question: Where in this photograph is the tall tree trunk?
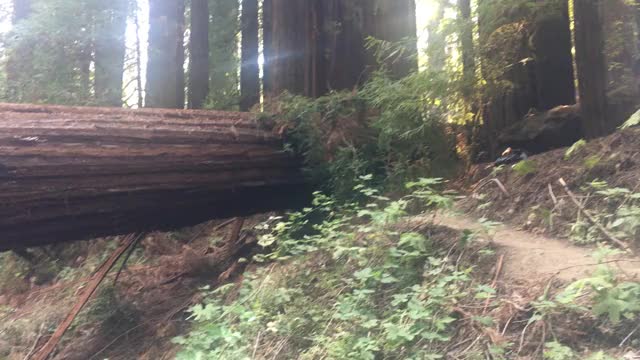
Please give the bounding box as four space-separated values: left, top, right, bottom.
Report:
320 0 368 93
602 0 639 126
6 0 32 102
573 0 608 138
78 43 93 105
530 4 576 110
266 0 376 98
367 0 418 78
240 0 260 111
268 0 308 95
176 1 186 108
188 0 210 109
146 0 186 109
135 2 144 108
458 0 475 92
94 0 128 107
262 0 273 96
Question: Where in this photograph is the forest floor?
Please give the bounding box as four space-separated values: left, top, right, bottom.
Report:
1 128 639 359
2 213 638 359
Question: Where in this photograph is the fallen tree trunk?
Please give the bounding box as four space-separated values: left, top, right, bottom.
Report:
0 103 308 250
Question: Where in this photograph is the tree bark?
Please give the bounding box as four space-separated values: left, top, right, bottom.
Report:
458 0 476 91
188 0 210 109
240 0 260 110
94 0 128 107
176 1 186 108
0 103 307 250
266 0 371 97
320 0 368 93
262 0 273 96
530 4 576 110
268 0 308 96
146 0 186 108
602 0 639 127
573 0 608 138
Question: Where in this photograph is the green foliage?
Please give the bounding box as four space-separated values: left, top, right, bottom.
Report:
2 0 130 105
543 341 575 360
175 179 478 359
571 181 640 244
585 352 618 360
564 139 587 160
0 252 32 294
583 155 602 170
621 109 640 129
512 159 537 176
558 246 640 324
205 0 240 110
274 69 459 199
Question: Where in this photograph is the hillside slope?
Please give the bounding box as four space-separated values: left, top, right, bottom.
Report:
460 128 640 251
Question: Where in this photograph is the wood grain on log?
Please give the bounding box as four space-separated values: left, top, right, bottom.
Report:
0 103 307 250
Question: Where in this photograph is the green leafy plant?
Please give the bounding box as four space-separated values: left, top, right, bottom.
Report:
558 246 640 323
271 65 461 199
583 155 601 170
512 159 537 176
564 139 587 160
621 108 640 129
544 341 575 360
174 179 482 359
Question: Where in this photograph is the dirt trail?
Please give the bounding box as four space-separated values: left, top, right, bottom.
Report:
432 212 640 282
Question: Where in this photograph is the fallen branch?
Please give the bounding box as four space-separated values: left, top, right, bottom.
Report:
547 184 558 205
186 218 237 245
31 233 142 360
228 218 246 245
558 178 632 252
113 234 145 286
23 323 45 360
473 178 510 197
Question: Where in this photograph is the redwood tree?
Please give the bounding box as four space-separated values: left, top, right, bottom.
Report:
574 0 608 138
262 0 273 96
458 0 476 91
267 0 309 96
146 0 186 108
188 0 210 109
240 0 260 110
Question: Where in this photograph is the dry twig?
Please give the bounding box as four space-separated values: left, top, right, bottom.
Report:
474 178 510 197
23 322 45 360
482 254 505 315
548 184 558 205
558 178 632 252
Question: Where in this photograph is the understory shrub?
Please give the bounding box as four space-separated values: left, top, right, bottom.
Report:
174 179 481 359
270 69 460 199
